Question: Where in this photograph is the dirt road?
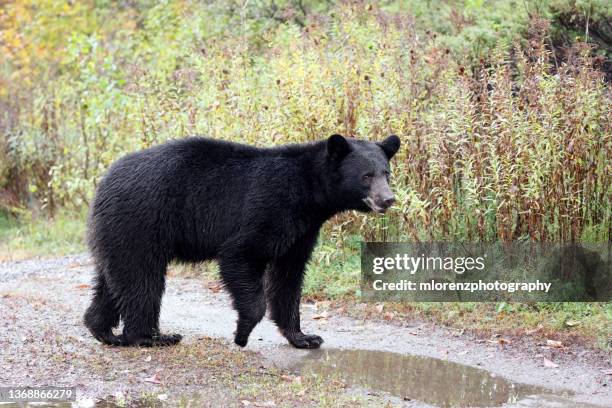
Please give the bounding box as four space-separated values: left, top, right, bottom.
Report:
0 255 610 407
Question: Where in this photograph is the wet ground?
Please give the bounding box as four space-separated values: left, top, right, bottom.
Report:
0 255 610 407
292 348 550 407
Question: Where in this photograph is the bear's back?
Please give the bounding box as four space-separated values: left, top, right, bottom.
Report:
88 137 322 262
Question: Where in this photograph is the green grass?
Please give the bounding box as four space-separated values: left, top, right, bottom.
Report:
303 235 611 349
0 211 86 260
1 213 609 349
304 234 362 299
392 301 611 350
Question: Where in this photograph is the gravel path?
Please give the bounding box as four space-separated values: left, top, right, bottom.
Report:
0 255 610 407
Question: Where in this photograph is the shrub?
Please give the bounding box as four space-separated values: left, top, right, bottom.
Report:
0 0 609 243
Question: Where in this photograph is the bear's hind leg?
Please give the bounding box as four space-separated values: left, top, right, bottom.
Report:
113 261 182 347
84 271 122 345
219 256 267 347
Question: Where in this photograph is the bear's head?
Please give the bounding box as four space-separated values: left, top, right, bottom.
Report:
325 134 401 214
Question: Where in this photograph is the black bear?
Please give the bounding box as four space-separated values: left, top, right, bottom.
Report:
84 134 400 348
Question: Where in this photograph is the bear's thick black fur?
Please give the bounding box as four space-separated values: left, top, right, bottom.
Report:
84 134 400 348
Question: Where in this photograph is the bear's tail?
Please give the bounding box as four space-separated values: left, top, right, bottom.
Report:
84 270 122 345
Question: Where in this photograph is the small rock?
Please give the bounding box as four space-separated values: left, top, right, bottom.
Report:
543 358 559 368
546 339 563 348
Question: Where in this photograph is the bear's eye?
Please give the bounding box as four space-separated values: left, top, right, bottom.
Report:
362 173 374 183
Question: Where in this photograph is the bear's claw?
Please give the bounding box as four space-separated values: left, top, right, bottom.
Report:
287 332 324 349
151 333 183 346
234 334 249 347
115 333 183 347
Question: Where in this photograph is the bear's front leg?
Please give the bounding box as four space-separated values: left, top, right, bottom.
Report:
267 248 324 349
219 254 267 347
281 330 324 349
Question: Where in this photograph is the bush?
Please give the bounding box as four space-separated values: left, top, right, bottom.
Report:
0 0 609 243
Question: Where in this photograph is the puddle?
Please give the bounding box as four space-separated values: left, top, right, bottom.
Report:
0 349 601 408
289 348 573 408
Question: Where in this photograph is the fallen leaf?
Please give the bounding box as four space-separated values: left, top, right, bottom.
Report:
281 374 302 384
331 379 346 387
75 284 91 290
452 331 461 337
312 311 328 320
546 339 563 348
207 281 223 293
564 320 581 327
68 263 89 269
143 374 163 384
543 358 559 368
498 338 511 346
383 311 394 321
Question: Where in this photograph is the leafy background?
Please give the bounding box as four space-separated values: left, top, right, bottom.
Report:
0 0 610 343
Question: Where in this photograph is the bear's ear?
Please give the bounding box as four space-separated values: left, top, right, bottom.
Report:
378 135 401 160
327 134 351 161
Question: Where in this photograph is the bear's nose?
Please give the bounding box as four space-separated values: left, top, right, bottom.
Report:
382 196 395 208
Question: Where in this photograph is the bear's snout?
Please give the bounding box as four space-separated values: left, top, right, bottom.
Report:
365 176 396 213
380 195 395 209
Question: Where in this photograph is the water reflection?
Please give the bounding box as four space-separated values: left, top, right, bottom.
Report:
291 348 563 408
